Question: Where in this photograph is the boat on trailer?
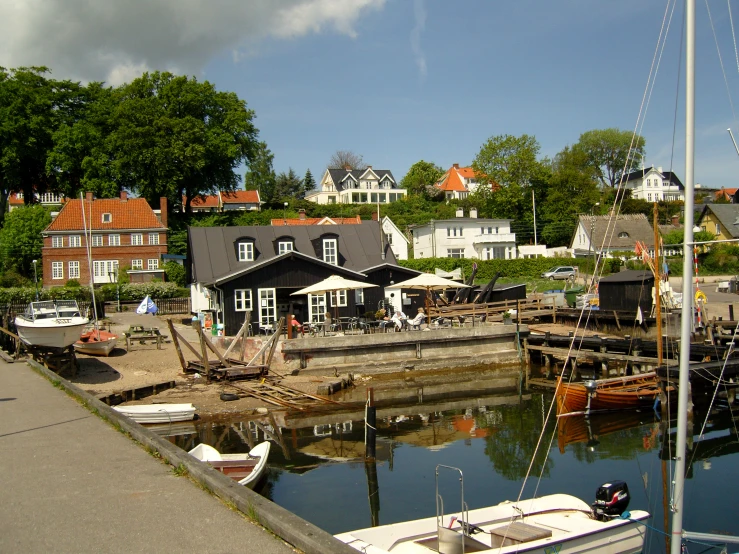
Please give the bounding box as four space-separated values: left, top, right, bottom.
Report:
335 465 649 554
112 403 196 424
14 300 89 349
188 442 270 489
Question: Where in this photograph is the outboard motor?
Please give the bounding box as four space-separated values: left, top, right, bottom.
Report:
592 481 631 521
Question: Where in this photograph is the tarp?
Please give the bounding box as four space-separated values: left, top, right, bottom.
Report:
136 295 158 315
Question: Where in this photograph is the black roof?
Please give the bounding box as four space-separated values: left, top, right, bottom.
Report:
622 167 684 189
189 221 396 285
327 168 397 192
599 270 654 283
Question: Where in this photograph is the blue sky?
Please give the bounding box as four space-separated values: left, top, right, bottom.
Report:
3 0 739 188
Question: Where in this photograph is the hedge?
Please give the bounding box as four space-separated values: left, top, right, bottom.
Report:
0 282 189 304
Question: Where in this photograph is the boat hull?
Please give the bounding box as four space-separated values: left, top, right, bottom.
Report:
74 330 118 356
556 374 662 415
112 403 196 424
15 318 89 349
189 441 270 489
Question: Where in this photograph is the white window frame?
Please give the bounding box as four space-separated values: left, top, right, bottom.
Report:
355 289 364 305
447 248 465 258
278 241 294 255
258 288 277 326
68 261 80 279
92 260 118 283
109 234 120 246
309 293 327 323
69 235 81 247
52 261 64 280
102 213 112 223
148 233 160 245
323 238 337 265
235 289 252 312
92 234 103 247
330 290 347 307
131 233 143 246
238 241 254 261
131 259 143 270
147 258 159 270
52 236 63 248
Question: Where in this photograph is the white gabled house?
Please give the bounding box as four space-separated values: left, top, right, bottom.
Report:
305 166 406 205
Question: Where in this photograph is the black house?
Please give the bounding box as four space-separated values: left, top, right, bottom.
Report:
188 222 419 335
598 270 654 316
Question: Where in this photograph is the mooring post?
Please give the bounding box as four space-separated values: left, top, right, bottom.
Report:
730 305 735 322
365 387 376 461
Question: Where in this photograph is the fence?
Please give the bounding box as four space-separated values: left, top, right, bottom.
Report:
116 297 191 315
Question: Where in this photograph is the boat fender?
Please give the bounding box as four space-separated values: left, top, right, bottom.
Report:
619 511 631 519
220 392 240 402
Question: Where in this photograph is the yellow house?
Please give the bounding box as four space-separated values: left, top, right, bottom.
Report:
697 204 739 241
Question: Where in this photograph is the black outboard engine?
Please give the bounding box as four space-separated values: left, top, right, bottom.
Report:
592 481 631 521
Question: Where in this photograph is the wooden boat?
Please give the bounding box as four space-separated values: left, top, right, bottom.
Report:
557 411 656 454
335 466 649 554
14 300 89 348
74 328 118 356
112 403 196 424
556 372 662 415
188 442 270 489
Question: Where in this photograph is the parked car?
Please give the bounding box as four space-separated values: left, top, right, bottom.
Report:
541 266 577 281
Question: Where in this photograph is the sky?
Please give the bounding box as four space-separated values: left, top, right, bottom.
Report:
3 0 739 189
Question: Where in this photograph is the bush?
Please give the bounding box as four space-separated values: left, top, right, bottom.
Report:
398 257 590 281
163 261 186 287
65 279 82 288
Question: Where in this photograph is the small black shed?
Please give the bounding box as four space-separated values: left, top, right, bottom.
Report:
598 270 654 315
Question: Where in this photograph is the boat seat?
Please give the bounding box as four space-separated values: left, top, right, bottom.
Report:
489 521 552 548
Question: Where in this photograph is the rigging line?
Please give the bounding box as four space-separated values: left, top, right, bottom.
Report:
705 0 738 121
730 0 739 81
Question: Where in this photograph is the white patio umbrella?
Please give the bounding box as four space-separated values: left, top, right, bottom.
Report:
291 275 378 321
390 274 470 324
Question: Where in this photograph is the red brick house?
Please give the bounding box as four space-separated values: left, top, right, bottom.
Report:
187 190 260 212
41 192 168 287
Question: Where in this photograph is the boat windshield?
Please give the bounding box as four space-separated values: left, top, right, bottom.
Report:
23 301 81 320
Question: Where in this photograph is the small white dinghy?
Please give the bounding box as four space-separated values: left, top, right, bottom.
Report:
112 403 196 424
188 442 270 489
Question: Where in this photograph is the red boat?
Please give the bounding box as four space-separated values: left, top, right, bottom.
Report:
556 372 664 415
74 329 118 357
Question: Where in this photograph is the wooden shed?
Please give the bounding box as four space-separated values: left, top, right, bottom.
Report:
598 270 654 315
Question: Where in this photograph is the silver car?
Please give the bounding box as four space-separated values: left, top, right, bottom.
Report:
541 266 577 281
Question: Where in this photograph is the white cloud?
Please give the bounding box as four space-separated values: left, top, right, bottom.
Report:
410 0 427 79
0 0 386 86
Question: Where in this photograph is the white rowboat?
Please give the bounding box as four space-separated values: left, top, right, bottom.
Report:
189 441 270 489
74 329 118 356
112 403 196 424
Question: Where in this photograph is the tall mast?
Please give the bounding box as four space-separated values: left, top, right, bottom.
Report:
670 0 694 550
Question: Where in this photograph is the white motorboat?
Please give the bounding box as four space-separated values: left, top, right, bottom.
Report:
112 403 196 424
14 300 89 349
188 441 271 489
335 466 648 554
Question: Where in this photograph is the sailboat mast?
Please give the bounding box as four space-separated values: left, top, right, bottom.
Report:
81 192 100 336
670 0 694 550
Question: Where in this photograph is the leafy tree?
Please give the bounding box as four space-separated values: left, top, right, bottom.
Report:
303 168 316 191
472 134 541 188
163 261 186 287
662 228 714 246
274 168 305 200
328 150 364 170
244 140 276 203
0 205 51 277
108 72 260 212
400 160 444 197
573 128 645 188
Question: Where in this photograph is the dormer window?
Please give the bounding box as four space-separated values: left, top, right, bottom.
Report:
618 232 629 238
278 241 294 255
323 238 337 265
237 241 254 261
102 213 112 223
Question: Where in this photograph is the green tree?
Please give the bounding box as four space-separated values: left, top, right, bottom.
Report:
0 205 51 277
108 72 260 212
244 140 276 203
472 134 541 188
163 261 186 287
573 128 645 188
273 168 305 201
303 168 316 192
400 160 444 197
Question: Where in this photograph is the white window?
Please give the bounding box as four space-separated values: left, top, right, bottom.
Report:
716 223 721 235
52 261 63 280
647 193 652 201
646 179 650 187
330 290 347 307
131 233 143 246
93 260 119 283
102 213 111 223
148 233 160 245
493 246 506 259
323 239 337 265
52 236 63 248
92 235 103 247
109 234 120 246
238 241 254 261
68 261 80 279
355 289 364 305
147 258 159 270
131 259 143 270
447 227 463 237
258 288 277 326
69 235 81 247
278 241 293 255
309 294 327 323
235 289 252 311
447 248 465 258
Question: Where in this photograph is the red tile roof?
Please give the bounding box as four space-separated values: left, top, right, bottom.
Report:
8 193 24 205
45 198 166 232
189 195 219 208
436 165 474 192
221 190 259 204
270 216 362 226
715 188 738 201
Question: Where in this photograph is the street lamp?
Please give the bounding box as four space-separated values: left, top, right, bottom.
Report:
108 267 120 312
32 259 39 301
283 202 289 224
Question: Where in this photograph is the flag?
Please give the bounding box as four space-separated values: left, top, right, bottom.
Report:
635 305 643 324
136 295 158 315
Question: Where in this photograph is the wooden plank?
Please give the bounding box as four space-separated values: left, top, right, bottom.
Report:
195 320 210 382
223 316 250 358
526 344 659 364
167 319 187 371
202 333 231 368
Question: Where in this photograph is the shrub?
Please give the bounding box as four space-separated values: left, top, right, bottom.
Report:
65 279 82 288
163 261 186 287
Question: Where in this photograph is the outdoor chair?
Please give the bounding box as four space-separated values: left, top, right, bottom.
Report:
408 314 425 331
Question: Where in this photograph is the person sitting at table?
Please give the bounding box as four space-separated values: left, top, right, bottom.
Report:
390 309 407 331
408 308 426 330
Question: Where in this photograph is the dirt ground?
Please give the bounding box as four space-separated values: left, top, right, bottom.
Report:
69 311 342 418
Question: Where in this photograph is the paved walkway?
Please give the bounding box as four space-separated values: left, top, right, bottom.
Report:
0 359 296 554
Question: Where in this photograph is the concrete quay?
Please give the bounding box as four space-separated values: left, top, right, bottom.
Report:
0 358 356 554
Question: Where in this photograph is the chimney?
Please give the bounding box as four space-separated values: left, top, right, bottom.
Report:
120 191 128 202
367 165 372 169
344 165 352 171
470 207 478 218
85 192 93 202
453 163 459 169
672 214 680 227
159 197 168 228
299 208 306 220
456 207 464 218
657 166 663 174
371 211 378 221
